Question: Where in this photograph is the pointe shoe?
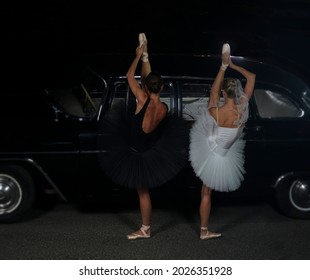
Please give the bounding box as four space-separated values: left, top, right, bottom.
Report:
127 227 151 240
138 33 149 62
139 33 147 47
221 43 230 71
222 43 230 55
200 227 222 240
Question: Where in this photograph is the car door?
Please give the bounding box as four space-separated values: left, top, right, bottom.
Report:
252 87 310 179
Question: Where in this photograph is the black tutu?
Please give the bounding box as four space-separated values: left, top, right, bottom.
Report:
97 102 189 189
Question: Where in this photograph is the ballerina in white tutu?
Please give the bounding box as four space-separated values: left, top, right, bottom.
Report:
189 43 256 240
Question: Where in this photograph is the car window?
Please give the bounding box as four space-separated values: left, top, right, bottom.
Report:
181 83 212 120
47 84 105 119
48 88 86 117
254 89 303 118
110 82 128 111
111 80 174 113
160 83 173 112
46 67 106 119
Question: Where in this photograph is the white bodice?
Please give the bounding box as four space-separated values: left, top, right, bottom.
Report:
207 126 243 156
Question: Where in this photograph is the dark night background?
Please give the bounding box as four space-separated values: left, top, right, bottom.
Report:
1 0 310 89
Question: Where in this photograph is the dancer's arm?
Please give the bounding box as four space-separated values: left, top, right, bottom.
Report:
229 61 256 99
126 46 147 102
208 66 225 108
141 43 151 87
208 46 230 108
138 33 151 88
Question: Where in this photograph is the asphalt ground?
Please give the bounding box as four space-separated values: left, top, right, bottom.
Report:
0 194 309 260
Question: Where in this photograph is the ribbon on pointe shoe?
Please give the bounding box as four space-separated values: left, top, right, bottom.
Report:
127 224 151 240
200 227 222 240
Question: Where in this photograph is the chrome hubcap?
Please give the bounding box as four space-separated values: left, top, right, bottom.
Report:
0 174 22 214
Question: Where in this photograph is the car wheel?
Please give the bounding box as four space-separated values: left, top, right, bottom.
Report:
275 175 310 219
0 165 35 222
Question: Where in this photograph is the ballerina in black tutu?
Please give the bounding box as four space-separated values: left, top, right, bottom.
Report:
98 33 188 240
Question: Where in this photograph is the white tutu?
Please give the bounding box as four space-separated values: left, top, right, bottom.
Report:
189 107 246 192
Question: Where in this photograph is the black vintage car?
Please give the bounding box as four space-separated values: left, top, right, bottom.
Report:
1 53 310 222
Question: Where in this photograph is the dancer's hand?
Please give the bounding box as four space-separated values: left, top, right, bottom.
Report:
229 58 235 68
222 52 230 68
136 45 144 58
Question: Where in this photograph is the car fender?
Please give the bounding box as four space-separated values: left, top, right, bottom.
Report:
0 158 67 202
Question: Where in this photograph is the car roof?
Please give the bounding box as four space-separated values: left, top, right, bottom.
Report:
14 52 308 101
83 53 310 99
